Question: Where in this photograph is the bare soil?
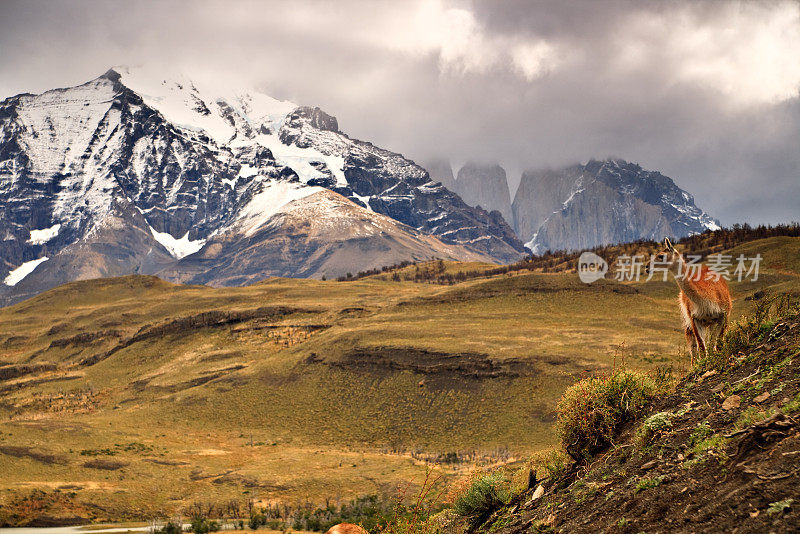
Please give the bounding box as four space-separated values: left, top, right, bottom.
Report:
495 314 800 533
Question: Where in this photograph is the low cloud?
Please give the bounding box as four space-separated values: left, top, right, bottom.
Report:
0 0 797 224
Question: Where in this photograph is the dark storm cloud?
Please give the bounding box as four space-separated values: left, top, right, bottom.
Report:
0 0 798 225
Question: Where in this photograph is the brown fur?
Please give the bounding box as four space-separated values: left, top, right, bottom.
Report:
663 239 733 364
324 524 369 534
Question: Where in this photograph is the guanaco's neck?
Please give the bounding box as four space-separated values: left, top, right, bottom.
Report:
670 252 701 300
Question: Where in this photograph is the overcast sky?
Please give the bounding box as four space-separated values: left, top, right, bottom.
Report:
1 0 798 225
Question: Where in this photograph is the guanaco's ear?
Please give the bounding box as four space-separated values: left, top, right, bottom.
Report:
664 237 674 251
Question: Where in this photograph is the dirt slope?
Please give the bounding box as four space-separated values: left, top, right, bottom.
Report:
496 311 800 533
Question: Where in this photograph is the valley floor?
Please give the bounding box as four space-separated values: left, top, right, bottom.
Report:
0 237 798 526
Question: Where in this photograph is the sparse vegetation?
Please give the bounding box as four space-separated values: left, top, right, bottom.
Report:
735 406 777 430
699 293 798 372
633 475 664 494
782 392 800 414
767 498 794 515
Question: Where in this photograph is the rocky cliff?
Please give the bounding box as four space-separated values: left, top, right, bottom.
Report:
512 158 720 253
454 163 514 225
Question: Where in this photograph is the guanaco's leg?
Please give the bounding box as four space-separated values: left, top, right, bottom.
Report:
684 326 696 365
716 318 728 351
691 317 706 363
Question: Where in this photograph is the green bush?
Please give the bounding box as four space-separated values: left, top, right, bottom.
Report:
248 513 265 530
634 410 674 448
190 518 219 534
155 522 183 534
556 369 663 461
533 448 568 482
452 473 509 528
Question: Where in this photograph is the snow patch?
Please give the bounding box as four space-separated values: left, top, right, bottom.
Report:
149 227 206 259
223 164 259 189
254 134 347 186
113 66 296 145
233 180 325 237
238 164 258 179
27 224 61 245
4 257 49 286
562 187 585 209
351 192 373 211
524 231 541 253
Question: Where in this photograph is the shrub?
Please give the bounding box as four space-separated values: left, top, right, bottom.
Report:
643 411 673 432
452 473 509 528
556 369 663 461
526 448 569 484
154 522 183 534
190 518 219 534
379 470 448 534
634 410 674 448
248 513 265 530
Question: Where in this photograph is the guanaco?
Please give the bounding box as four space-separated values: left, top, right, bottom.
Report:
662 237 732 364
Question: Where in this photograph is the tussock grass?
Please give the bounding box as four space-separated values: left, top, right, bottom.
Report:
451 473 509 528
556 369 669 461
699 293 799 372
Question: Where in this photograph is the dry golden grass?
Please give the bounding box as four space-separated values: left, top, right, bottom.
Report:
0 236 798 524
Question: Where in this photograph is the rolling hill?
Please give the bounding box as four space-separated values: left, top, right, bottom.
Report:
0 235 798 525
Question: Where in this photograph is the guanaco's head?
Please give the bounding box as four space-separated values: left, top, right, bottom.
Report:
661 237 682 265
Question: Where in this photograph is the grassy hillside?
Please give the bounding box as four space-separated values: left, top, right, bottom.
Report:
477 295 800 533
0 236 798 525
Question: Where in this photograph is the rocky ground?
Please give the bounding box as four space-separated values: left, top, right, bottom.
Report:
493 310 800 533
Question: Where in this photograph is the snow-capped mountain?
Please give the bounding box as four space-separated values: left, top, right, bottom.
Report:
512 158 720 254
159 188 495 286
0 67 526 303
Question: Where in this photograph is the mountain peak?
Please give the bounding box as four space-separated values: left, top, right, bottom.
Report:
513 160 719 253
100 67 122 83
452 162 513 225
0 69 525 304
